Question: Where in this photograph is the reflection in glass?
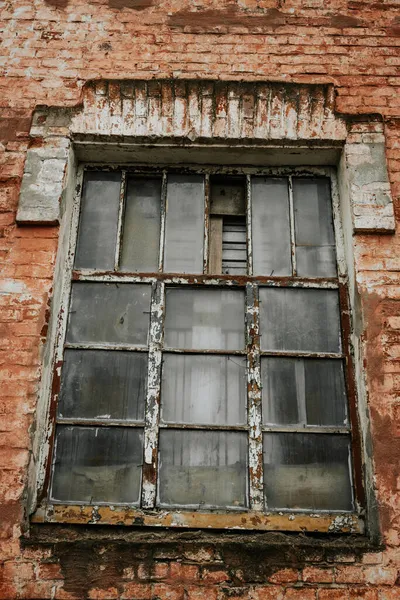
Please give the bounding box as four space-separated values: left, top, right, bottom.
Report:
263 433 353 510
164 288 245 350
120 177 161 272
74 171 121 270
158 430 247 508
293 178 337 277
259 288 341 353
252 177 291 276
261 358 347 426
164 175 204 274
161 354 246 425
51 426 143 504
66 283 151 346
58 350 147 421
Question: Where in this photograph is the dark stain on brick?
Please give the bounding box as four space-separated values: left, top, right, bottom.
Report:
328 13 362 28
99 41 113 52
169 7 286 31
44 0 69 7
0 117 31 144
108 0 154 10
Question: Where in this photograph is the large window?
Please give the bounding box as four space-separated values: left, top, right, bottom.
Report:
38 166 363 532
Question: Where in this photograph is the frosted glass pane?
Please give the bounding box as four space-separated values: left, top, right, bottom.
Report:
58 350 147 421
161 354 246 425
259 288 341 352
51 426 143 504
164 288 245 350
252 177 291 276
261 358 348 426
263 433 353 510
120 177 161 272
164 174 204 274
74 171 121 270
158 430 247 508
66 283 151 345
293 178 337 277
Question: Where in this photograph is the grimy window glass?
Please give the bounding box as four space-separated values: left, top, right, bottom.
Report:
46 166 360 530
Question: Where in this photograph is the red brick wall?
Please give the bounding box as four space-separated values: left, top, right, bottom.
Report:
1 0 400 598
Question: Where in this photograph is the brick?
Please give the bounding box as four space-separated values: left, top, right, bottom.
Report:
317 591 349 600
37 562 63 580
121 583 152 599
269 569 299 584
303 568 335 583
284 590 317 600
186 587 219 600
335 567 365 584
152 583 185 600
363 568 398 586
201 568 230 583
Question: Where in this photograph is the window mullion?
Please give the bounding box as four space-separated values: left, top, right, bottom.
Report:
246 282 263 511
141 281 165 509
114 170 127 271
246 175 253 276
203 174 210 274
288 175 297 276
158 171 167 273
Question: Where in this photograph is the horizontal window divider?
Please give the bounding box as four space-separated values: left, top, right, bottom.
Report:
72 271 339 289
159 423 249 431
64 343 149 352
162 348 247 356
56 419 145 427
82 165 336 179
259 350 344 359
32 503 364 534
262 425 351 434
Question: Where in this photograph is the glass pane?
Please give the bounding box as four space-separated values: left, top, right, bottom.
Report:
158 430 247 508
263 433 353 510
58 350 147 421
161 354 246 425
210 176 245 215
259 288 341 353
293 178 337 277
51 426 143 504
252 177 291 276
164 174 204 274
74 171 121 270
120 177 161 272
66 283 151 345
164 288 245 350
261 358 348 426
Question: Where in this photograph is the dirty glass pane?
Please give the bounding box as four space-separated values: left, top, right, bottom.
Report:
66 283 151 345
161 354 246 425
164 288 245 350
261 358 347 426
293 178 337 277
58 350 147 421
210 175 246 215
259 288 341 353
263 433 353 510
120 177 161 272
252 177 291 277
164 174 204 274
158 430 247 508
74 171 121 270
51 426 143 504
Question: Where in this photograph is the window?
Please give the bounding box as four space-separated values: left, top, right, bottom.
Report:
37 165 363 532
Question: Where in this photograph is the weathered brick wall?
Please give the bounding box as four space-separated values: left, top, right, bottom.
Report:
1 0 400 598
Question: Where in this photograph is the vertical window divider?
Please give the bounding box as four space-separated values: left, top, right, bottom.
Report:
288 175 297 276
158 171 167 273
114 170 127 271
246 175 253 276
246 282 263 511
141 280 165 509
203 174 210 274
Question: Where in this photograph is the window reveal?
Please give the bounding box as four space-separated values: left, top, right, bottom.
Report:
47 167 357 523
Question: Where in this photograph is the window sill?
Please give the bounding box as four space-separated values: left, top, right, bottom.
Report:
31 503 364 534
